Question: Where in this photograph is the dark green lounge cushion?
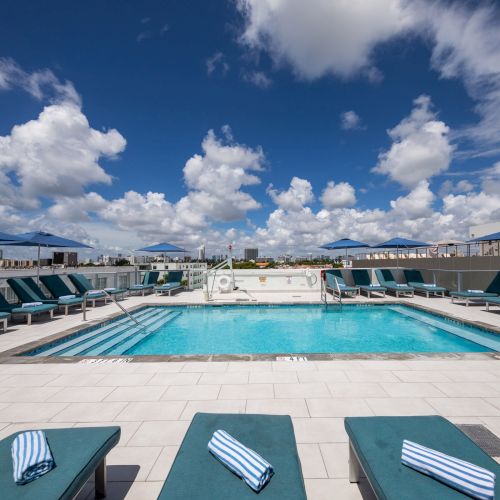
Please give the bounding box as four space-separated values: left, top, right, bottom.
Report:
450 291 497 298
158 413 306 500
345 416 500 500
0 426 120 500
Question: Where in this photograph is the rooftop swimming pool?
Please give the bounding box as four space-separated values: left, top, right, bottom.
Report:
23 304 500 357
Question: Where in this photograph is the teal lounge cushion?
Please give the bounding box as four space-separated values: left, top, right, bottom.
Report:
158 413 306 500
57 297 83 306
345 416 500 499
0 426 120 500
11 304 56 314
155 282 181 290
450 291 497 298
0 312 9 319
409 282 447 292
485 297 500 304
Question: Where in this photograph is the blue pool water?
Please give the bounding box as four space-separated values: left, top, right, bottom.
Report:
25 305 500 357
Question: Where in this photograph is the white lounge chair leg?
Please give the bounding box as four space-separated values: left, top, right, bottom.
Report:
466 298 469 307
349 441 361 483
95 457 107 498
50 309 54 319
27 313 32 326
65 305 69 316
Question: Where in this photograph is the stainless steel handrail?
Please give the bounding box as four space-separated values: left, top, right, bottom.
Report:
82 290 151 333
333 276 343 308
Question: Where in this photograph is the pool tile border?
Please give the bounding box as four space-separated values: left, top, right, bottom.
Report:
1 300 499 364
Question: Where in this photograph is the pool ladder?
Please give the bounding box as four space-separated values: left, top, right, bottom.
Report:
321 274 342 308
81 290 152 334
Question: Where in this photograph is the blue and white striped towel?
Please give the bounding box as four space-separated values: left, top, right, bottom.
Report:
467 289 484 293
401 440 495 500
11 430 55 485
423 284 437 287
59 294 76 300
104 287 116 292
21 302 43 308
208 430 274 492
87 290 102 295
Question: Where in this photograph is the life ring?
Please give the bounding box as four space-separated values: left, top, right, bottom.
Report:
217 275 232 292
305 269 318 286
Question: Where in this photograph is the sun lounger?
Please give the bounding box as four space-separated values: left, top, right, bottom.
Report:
8 277 83 315
403 269 447 298
375 269 415 297
345 415 500 499
484 296 500 312
0 311 9 332
0 426 120 500
350 269 386 298
450 271 500 306
155 271 184 296
158 412 306 499
128 271 159 296
326 270 359 297
0 291 56 325
68 273 127 301
40 274 104 308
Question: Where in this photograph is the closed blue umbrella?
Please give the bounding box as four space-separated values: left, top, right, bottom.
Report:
5 231 92 281
320 238 370 259
373 237 430 267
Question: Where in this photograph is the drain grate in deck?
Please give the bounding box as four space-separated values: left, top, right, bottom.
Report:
456 424 500 457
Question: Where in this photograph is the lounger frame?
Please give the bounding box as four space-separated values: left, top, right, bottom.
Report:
155 285 183 296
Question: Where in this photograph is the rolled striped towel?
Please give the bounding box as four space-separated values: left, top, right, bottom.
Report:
11 430 55 485
467 289 484 293
59 294 76 300
208 430 274 492
104 287 117 292
21 302 43 308
87 290 102 295
423 284 437 287
402 440 495 500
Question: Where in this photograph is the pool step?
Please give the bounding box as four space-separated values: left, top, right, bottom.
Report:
39 308 166 357
81 309 176 356
107 311 183 355
70 309 174 356
390 306 500 351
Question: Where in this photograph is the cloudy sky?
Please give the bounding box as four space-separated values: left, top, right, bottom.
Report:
1 0 500 258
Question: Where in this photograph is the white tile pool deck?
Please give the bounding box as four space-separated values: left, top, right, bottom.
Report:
0 290 499 499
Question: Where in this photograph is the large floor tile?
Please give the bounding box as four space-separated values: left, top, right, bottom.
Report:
162 384 220 401
147 446 179 481
292 417 347 443
0 386 62 403
97 373 154 387
1 374 59 387
181 362 228 373
345 370 399 383
380 382 445 398
246 398 309 417
320 442 349 478
327 382 387 398
249 371 298 384
426 398 500 416
51 401 127 422
47 386 115 402
275 382 330 399
392 370 452 382
46 373 107 387
219 383 273 400
307 398 373 418
433 382 500 398
128 420 190 446
305 478 367 500
105 386 168 402
147 372 201 386
298 370 349 383
297 443 328 479
115 401 186 421
0 402 69 422
198 372 249 385
365 397 436 416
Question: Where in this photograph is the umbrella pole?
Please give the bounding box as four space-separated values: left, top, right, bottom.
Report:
37 244 41 284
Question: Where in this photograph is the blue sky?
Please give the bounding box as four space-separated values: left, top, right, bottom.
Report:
1 0 500 257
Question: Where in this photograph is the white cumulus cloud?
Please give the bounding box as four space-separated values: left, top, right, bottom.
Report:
373 95 453 188
340 110 363 130
268 176 314 211
321 181 356 209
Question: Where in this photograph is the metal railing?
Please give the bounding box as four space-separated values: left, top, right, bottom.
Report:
81 289 152 333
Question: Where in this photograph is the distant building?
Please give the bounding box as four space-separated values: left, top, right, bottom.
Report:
244 248 258 261
198 245 205 261
53 251 78 266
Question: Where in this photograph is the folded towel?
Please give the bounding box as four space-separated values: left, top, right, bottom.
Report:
467 289 484 293
208 430 274 492
396 284 407 287
402 440 495 500
21 302 43 308
131 284 145 288
58 294 76 300
87 290 102 295
422 284 437 287
369 284 379 287
11 430 55 485
104 287 116 292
